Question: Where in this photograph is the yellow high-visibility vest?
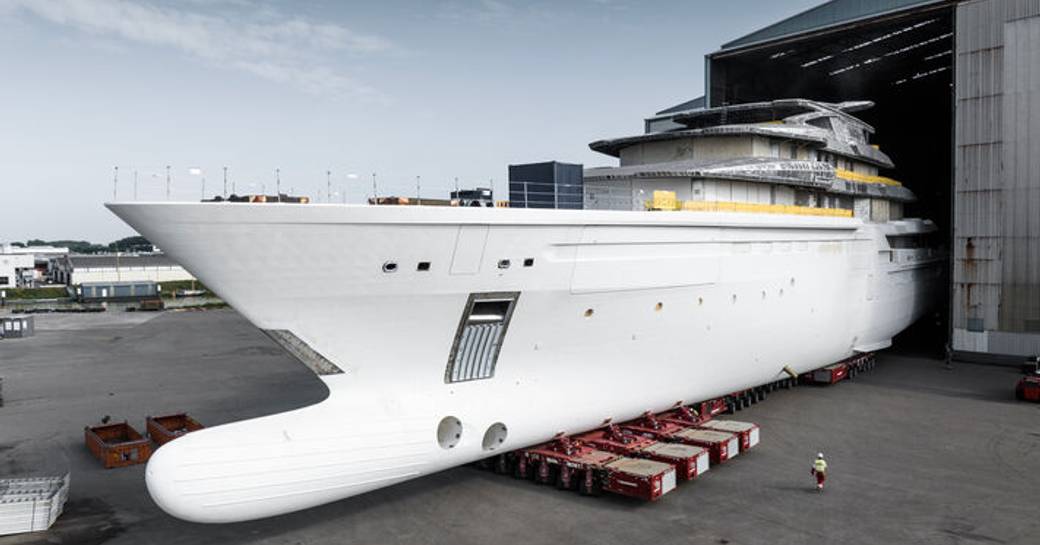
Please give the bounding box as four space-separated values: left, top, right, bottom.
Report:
814 459 828 473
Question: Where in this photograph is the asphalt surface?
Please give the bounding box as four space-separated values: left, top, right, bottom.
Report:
1 309 1037 545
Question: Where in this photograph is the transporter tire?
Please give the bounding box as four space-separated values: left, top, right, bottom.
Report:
513 458 528 480
557 465 575 491
538 462 558 486
579 470 602 496
494 454 511 475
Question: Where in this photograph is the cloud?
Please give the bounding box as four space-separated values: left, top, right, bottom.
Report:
3 0 393 99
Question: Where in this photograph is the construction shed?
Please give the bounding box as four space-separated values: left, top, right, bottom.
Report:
652 0 1040 361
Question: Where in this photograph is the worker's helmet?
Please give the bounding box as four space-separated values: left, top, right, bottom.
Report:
817 452 824 459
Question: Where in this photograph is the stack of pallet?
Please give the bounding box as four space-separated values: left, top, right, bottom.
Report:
0 474 70 536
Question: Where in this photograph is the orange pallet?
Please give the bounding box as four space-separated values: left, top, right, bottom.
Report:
85 421 152 469
146 413 205 446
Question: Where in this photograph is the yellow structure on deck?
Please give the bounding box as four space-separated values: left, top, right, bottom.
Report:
646 191 853 218
834 168 902 187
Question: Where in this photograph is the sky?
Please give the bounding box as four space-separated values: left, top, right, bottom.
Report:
0 0 821 242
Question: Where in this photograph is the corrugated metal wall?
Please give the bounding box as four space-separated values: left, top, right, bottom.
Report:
953 0 1040 356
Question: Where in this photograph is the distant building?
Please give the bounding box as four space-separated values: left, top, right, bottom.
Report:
54 254 194 285
77 281 162 302
0 253 33 289
0 244 68 287
508 161 583 209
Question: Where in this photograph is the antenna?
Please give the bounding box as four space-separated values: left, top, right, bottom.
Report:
113 166 118 200
276 168 281 202
165 165 171 200
372 172 377 202
327 170 331 203
416 175 421 205
223 166 228 198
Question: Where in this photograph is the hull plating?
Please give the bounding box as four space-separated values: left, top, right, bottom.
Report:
107 203 939 522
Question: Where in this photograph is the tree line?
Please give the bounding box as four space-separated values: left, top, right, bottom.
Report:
14 236 154 254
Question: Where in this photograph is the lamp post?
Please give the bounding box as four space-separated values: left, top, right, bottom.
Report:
223 166 228 198
165 165 171 200
416 175 421 205
327 170 331 203
113 166 118 200
372 173 377 202
276 168 281 202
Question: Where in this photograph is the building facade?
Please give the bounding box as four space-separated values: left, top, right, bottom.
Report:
0 244 68 287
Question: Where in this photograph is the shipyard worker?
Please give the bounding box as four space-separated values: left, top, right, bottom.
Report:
811 453 828 491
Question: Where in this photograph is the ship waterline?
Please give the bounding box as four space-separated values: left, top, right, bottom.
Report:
108 202 939 523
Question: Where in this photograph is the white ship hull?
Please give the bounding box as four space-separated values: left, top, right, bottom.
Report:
107 202 940 523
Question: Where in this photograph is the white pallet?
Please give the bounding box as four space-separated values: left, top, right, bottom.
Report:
0 474 70 536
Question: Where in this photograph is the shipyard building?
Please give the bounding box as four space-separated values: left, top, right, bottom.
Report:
655 0 1040 361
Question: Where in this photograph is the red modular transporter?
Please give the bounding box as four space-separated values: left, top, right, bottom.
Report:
576 425 709 480
519 435 677 500
623 412 739 465
669 428 740 465
696 420 760 453
620 412 690 441
1016 375 1040 402
810 362 850 384
658 405 711 427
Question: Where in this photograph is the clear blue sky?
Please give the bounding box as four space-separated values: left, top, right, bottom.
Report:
0 0 820 242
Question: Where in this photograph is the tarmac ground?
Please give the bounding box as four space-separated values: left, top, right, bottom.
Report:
1 309 1038 545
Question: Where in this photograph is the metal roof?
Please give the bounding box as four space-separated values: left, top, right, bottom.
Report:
655 96 706 116
721 0 949 50
67 254 180 269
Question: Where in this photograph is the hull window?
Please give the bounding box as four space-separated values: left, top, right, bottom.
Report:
445 292 520 383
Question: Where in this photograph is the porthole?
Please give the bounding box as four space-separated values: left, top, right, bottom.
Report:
437 416 462 449
498 259 511 269
482 422 508 451
523 258 535 267
417 261 431 271
584 308 594 318
382 262 398 273
655 302 664 312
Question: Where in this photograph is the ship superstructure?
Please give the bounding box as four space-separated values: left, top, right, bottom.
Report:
106 99 941 523
585 99 913 219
